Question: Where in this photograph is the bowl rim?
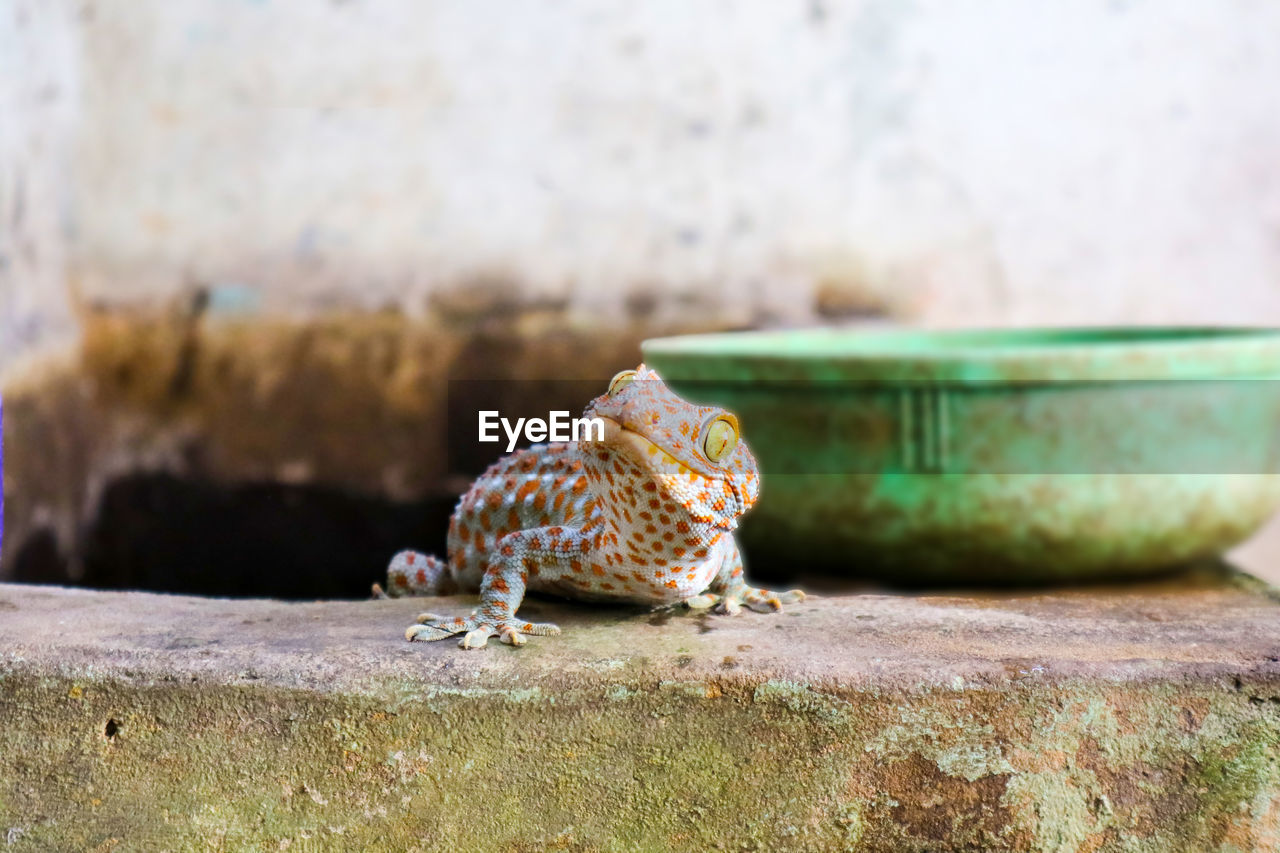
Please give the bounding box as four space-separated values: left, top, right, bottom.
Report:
641 326 1280 382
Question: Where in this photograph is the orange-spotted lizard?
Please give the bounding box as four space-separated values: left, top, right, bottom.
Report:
382 365 805 649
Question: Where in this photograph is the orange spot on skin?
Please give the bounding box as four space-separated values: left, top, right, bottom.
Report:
665 580 679 589
571 560 583 574
533 492 547 511
572 477 588 495
516 480 539 503
592 564 606 576
553 491 567 511
474 531 485 550
601 582 615 591
416 569 427 583
458 522 471 542
507 508 521 530
491 577 510 593
676 521 691 534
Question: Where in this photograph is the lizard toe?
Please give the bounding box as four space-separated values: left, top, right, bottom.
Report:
406 614 477 642
460 627 493 649
714 585 805 616
684 593 721 611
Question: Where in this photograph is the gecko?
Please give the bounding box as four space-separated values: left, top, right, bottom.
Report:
382 364 805 649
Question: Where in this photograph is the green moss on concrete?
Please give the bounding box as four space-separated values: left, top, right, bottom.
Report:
1 673 1277 852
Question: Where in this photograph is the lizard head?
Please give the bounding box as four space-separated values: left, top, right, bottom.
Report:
581 364 760 529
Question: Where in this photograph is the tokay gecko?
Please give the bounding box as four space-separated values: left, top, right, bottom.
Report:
382 365 804 649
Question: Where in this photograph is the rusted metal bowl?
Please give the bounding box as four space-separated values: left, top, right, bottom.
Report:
642 328 1280 582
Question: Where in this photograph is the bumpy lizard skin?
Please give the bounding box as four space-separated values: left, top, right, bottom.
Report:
384 364 804 649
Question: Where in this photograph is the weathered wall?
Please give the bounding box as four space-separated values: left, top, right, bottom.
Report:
6 0 1280 588
8 0 1280 349
0 0 78 370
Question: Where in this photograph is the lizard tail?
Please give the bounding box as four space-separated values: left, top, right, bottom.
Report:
379 550 454 598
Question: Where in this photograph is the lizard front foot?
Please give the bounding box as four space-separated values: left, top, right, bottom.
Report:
405 612 561 649
685 586 806 615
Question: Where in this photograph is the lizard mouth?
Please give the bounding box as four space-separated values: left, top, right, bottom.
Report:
589 417 721 480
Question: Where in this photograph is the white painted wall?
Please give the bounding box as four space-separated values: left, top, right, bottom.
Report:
6 0 1280 367
0 0 79 369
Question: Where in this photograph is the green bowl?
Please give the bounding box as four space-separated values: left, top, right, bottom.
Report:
641 328 1280 582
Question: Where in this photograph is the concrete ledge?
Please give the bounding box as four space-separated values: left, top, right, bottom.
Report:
1 568 1279 851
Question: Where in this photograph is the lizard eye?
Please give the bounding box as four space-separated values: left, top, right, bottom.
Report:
607 370 637 396
703 416 739 463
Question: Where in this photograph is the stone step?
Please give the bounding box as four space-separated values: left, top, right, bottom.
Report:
1 566 1278 851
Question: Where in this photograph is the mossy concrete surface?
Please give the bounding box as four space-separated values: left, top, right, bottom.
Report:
1 568 1279 851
